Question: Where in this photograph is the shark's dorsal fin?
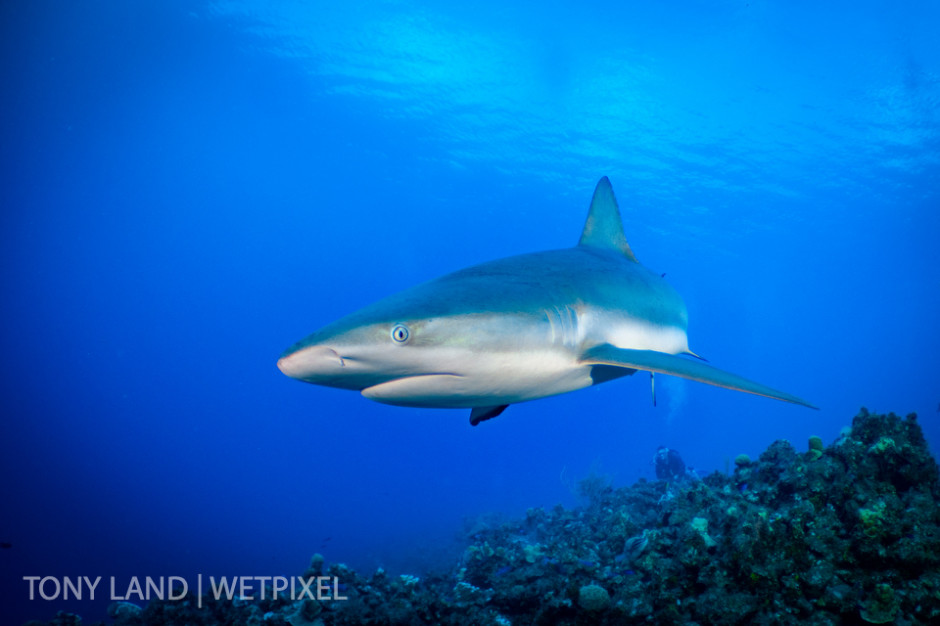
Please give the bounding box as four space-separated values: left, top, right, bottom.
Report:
578 176 638 263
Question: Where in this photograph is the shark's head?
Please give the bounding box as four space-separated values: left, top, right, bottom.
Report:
275 262 592 410
276 274 548 408
277 308 439 392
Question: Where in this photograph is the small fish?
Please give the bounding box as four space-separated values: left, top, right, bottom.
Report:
623 534 650 563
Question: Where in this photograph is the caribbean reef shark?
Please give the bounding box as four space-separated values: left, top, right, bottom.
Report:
278 177 815 424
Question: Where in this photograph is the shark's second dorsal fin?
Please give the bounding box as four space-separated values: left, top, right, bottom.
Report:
578 176 638 263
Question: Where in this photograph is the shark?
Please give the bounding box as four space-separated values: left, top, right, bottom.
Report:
278 177 815 425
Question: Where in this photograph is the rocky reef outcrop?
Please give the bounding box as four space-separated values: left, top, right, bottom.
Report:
28 410 940 625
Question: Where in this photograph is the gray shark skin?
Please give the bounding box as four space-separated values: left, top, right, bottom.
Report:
278 177 816 424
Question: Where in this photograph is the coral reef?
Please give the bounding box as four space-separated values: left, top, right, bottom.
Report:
734 453 752 467
577 584 610 611
808 435 824 461
27 410 940 625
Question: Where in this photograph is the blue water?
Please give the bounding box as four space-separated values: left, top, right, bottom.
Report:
2 1 938 623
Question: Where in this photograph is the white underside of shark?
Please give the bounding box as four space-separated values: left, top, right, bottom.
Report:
278 177 815 424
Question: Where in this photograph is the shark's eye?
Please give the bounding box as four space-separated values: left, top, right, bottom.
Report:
391 324 410 343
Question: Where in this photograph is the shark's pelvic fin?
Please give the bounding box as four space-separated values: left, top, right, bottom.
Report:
578 176 639 263
581 344 818 409
470 405 509 426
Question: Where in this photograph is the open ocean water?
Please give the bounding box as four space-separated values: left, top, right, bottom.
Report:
1 1 938 623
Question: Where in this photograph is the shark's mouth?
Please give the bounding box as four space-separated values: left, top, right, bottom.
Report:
361 373 470 408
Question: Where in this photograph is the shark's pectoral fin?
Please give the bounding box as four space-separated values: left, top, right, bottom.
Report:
580 344 817 409
470 405 509 426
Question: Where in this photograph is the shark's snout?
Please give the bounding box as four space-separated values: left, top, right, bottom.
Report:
277 345 345 381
